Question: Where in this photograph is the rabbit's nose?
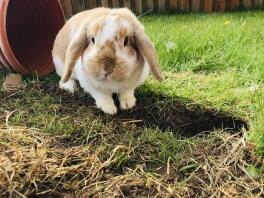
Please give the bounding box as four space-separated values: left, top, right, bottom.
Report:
103 63 114 75
102 56 115 72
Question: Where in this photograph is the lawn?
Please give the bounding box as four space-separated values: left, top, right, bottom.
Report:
1 11 264 197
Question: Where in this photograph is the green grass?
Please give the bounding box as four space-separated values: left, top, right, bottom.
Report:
1 11 264 197
141 11 264 152
144 12 264 79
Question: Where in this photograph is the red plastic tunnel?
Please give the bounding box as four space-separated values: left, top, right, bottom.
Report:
0 0 65 75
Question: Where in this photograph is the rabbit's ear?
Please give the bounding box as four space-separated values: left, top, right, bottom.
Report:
134 28 164 81
61 25 88 82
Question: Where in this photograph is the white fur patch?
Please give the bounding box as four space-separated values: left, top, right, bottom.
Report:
121 20 130 29
69 28 76 41
53 56 77 79
53 56 64 77
138 62 150 86
59 79 77 93
100 15 119 45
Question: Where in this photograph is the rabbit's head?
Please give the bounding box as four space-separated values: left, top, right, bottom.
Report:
61 8 164 83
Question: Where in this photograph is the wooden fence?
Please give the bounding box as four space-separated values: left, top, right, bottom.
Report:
60 0 264 18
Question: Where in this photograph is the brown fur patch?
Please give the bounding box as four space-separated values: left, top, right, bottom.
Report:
104 41 116 56
118 27 128 39
102 41 121 77
98 40 116 74
89 16 106 37
94 22 103 36
111 64 127 81
84 59 102 78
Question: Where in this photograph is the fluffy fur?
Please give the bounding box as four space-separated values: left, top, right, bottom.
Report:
52 7 163 114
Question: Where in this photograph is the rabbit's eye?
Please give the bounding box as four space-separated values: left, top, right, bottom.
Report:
91 37 95 44
124 36 129 46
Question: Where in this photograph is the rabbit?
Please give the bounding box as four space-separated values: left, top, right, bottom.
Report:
52 7 163 115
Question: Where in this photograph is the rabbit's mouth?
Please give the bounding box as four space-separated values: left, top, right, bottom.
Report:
101 74 112 81
97 72 116 82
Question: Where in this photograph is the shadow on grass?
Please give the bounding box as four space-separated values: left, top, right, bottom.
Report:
44 84 248 137
2 81 248 137
113 90 248 137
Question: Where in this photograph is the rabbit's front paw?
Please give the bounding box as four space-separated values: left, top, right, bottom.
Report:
119 91 136 110
96 100 117 115
59 80 77 93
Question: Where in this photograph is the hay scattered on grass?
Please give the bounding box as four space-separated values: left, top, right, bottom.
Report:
1 126 171 197
0 125 263 197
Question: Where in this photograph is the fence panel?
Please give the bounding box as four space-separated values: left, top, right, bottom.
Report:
59 0 264 17
134 0 143 14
